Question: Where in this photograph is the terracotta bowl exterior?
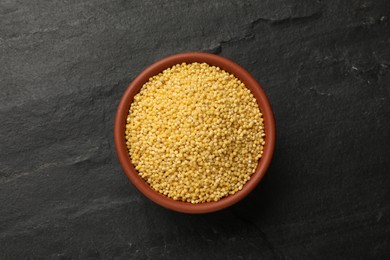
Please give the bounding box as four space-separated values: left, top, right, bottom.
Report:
114 52 275 213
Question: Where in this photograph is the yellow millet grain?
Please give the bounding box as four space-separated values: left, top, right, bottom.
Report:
125 62 265 203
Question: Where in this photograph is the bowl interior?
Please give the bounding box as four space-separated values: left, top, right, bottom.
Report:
114 52 275 213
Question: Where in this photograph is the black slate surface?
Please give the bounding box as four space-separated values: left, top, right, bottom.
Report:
1 0 390 259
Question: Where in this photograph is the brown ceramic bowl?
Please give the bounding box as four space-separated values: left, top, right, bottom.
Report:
114 52 275 214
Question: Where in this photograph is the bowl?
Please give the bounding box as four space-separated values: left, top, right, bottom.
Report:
114 52 275 213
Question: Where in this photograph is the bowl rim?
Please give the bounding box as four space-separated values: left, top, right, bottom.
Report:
114 52 275 214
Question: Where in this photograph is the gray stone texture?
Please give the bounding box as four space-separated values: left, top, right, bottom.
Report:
1 0 389 259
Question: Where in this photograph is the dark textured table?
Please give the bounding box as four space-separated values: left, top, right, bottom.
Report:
1 0 389 259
